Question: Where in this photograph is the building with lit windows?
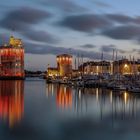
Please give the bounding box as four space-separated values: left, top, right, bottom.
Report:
113 59 139 75
47 54 73 78
0 36 24 79
79 61 111 75
57 54 72 77
47 67 59 77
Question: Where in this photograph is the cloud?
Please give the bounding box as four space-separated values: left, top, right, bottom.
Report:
58 14 111 32
40 0 86 13
24 42 112 60
0 7 60 44
0 7 51 31
102 25 140 40
106 14 134 24
100 45 116 52
91 0 111 8
58 14 136 33
0 33 9 45
100 44 129 55
79 44 96 49
105 14 140 25
58 13 140 38
22 29 59 44
131 49 140 55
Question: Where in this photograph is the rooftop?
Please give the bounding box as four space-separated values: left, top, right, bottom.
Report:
57 54 72 58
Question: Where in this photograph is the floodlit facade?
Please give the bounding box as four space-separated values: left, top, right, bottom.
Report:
56 54 72 77
0 36 24 79
113 59 140 75
79 61 111 75
47 54 73 78
47 67 59 77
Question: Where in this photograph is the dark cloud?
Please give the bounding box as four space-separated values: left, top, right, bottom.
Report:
79 44 96 49
0 7 60 44
106 14 134 24
58 13 140 38
24 42 112 60
0 7 51 31
58 14 136 33
102 25 140 40
105 14 140 25
59 14 111 32
100 14 140 42
22 29 59 44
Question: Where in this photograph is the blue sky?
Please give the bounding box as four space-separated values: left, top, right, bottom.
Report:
0 0 140 70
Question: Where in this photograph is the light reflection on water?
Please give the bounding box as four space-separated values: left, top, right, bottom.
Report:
1 80 140 140
46 84 139 121
0 80 24 128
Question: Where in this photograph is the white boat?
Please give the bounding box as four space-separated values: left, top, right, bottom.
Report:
107 81 126 91
112 85 126 91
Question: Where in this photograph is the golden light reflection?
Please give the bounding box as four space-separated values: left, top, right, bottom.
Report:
46 84 55 98
78 89 81 99
56 85 72 109
124 91 129 105
96 88 99 102
110 91 112 103
0 81 24 127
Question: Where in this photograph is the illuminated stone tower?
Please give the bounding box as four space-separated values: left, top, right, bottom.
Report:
0 36 25 79
56 54 72 77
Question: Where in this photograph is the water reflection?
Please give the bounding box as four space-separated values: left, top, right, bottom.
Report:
75 88 138 120
0 80 24 127
46 83 55 97
46 84 140 121
56 85 72 109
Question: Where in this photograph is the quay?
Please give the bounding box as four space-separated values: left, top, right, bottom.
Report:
46 54 140 93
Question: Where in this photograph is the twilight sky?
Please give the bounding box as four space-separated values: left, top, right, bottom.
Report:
0 0 140 70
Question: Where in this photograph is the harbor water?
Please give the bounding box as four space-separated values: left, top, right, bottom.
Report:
0 79 140 140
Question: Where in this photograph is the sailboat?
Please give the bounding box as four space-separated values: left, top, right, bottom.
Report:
127 56 140 93
109 50 126 91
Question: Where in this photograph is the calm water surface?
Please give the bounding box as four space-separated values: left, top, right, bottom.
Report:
0 79 140 140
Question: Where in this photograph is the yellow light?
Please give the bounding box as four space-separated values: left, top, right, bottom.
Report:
110 91 112 103
124 64 128 68
124 92 128 105
49 74 52 76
